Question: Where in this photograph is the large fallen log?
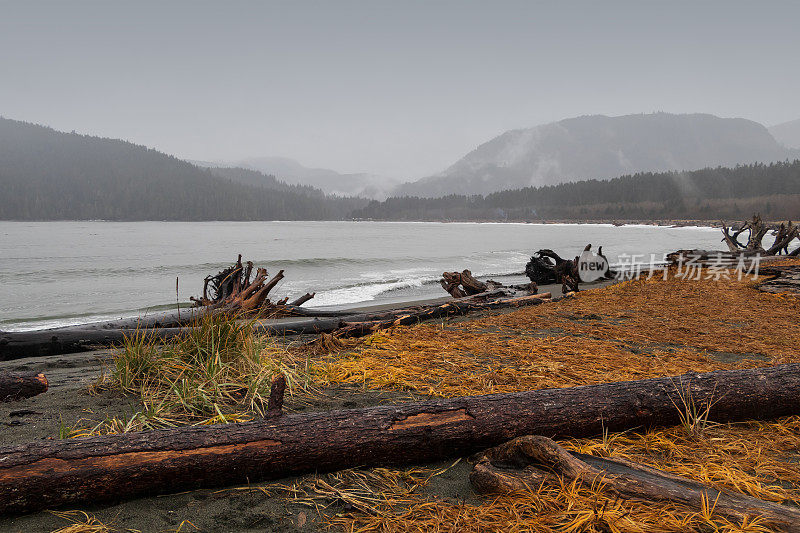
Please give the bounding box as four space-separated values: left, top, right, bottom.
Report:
0 294 549 360
471 435 800 531
0 372 48 402
1 364 799 514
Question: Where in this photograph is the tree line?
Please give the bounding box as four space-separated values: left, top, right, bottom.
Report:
354 161 800 221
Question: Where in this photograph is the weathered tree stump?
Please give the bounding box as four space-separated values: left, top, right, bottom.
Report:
190 255 314 317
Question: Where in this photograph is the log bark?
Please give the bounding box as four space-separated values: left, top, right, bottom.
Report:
1 364 799 514
0 372 48 402
267 374 286 417
470 435 800 531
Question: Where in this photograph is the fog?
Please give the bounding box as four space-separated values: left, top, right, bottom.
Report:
1 0 798 179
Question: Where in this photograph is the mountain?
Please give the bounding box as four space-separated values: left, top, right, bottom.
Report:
232 157 401 200
0 118 364 220
396 113 798 197
770 118 800 149
205 166 326 198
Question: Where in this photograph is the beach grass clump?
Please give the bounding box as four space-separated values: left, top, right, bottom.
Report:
76 313 303 434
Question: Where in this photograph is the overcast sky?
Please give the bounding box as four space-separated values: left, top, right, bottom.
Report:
1 1 798 178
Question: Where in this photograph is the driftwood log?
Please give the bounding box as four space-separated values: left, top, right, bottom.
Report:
326 293 552 341
440 270 537 299
758 265 800 294
525 245 613 292
1 364 799 514
526 249 580 292
721 215 800 255
0 372 48 402
440 270 495 298
471 435 800 531
0 293 550 361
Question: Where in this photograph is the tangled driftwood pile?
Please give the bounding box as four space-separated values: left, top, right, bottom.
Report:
440 269 537 299
191 255 315 316
721 215 799 255
524 245 614 293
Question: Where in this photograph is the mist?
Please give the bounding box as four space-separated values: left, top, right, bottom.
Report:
1 0 799 179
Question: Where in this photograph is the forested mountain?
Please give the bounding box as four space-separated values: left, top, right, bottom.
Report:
0 118 366 221
356 161 800 221
770 118 800 149
205 166 326 198
396 113 799 197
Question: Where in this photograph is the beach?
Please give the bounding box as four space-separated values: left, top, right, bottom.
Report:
2 258 799 531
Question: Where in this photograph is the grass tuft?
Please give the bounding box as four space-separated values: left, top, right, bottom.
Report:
74 313 306 435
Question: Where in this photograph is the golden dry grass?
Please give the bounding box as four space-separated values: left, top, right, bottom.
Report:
48 511 114 533
312 265 800 398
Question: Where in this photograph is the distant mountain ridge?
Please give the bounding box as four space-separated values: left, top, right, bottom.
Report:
0 118 364 220
770 118 800 150
396 113 799 197
229 156 401 200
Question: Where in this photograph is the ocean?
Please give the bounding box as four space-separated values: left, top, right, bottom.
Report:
0 221 724 331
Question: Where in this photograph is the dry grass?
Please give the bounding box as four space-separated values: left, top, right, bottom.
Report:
48 511 115 533
311 266 799 398
483 266 799 362
48 510 198 533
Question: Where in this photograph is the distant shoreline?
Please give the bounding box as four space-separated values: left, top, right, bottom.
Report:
0 218 725 227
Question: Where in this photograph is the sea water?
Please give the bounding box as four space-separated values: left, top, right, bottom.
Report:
0 221 723 331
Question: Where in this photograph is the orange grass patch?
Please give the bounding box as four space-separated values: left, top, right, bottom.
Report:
312 268 799 398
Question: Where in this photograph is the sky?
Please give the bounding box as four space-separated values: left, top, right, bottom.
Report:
1 1 799 179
